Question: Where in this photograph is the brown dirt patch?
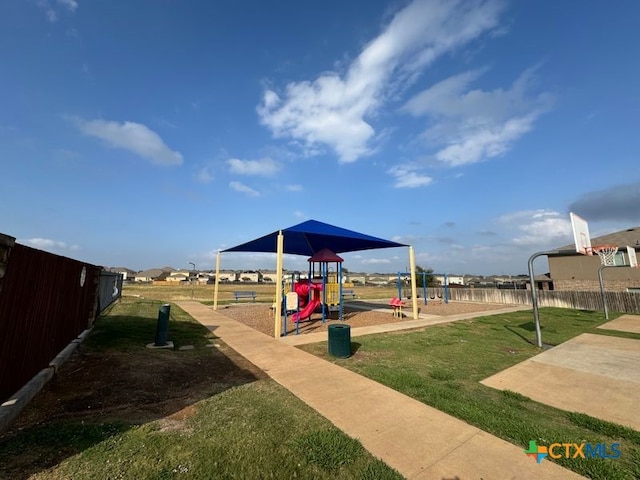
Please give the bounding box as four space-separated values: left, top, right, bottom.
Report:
1 341 265 437
218 300 514 337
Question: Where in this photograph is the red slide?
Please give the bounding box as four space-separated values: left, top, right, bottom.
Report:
291 298 321 322
291 281 322 322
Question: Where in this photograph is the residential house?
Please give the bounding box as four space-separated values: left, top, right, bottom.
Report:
345 273 366 285
366 274 389 285
238 270 261 283
167 270 190 282
433 274 465 286
134 269 166 282
106 267 136 280
260 270 282 283
216 270 238 282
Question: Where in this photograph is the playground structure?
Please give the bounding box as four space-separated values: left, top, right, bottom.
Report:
214 220 419 338
284 248 345 335
396 271 449 304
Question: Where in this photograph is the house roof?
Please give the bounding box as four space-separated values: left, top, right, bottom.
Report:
223 220 406 256
135 268 164 278
107 267 137 274
554 226 640 253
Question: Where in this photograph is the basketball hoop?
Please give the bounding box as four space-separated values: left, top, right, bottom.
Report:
591 244 619 266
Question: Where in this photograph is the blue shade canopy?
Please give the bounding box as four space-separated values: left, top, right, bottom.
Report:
223 220 407 256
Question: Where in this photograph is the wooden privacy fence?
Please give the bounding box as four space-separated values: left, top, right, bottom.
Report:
0 237 102 403
428 287 640 314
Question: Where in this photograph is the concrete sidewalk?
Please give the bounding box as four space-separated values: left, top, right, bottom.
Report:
282 305 530 346
482 332 640 431
597 314 640 334
177 301 582 479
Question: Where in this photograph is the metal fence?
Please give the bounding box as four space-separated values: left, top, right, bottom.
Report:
97 271 123 314
0 243 101 403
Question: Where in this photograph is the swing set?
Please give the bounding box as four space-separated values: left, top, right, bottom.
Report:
396 271 449 304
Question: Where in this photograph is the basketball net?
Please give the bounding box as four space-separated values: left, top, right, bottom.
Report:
591 244 618 266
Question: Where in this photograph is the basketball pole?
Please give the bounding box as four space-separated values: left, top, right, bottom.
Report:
598 264 628 320
527 251 546 348
527 249 576 348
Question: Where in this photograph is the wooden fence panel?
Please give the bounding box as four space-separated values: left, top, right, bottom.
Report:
0 244 100 403
442 287 640 314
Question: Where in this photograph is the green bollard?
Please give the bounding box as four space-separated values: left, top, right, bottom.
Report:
154 304 170 346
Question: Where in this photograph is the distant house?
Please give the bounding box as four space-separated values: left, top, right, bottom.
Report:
106 267 136 280
134 269 165 282
261 270 280 283
366 275 388 286
346 273 366 285
548 226 640 291
216 270 238 283
167 271 190 282
433 274 465 286
239 271 261 283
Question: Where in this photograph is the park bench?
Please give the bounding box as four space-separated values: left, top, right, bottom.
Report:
341 289 357 299
234 291 256 302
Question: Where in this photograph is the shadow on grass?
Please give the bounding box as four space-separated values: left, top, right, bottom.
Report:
504 325 536 346
0 308 262 480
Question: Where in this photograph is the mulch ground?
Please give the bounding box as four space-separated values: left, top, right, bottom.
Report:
218 299 513 337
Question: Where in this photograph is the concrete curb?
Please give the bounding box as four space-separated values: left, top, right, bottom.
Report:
0 327 92 434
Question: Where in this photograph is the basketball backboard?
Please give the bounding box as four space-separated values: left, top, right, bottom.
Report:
627 246 638 268
570 212 592 255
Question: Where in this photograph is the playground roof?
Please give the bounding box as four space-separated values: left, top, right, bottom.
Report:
223 220 407 256
308 248 343 263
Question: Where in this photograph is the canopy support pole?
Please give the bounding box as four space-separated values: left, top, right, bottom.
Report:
409 246 419 319
274 231 284 338
213 251 221 310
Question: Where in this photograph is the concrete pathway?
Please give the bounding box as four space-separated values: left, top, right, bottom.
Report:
177 301 582 479
482 333 640 431
282 305 530 346
597 314 640 334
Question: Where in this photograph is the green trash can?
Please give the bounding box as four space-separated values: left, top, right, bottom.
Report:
328 324 351 358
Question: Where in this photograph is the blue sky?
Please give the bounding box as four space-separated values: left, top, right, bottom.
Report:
2 0 640 275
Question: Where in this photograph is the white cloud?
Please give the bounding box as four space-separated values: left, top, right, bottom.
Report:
77 119 183 166
37 0 78 21
293 210 306 219
57 0 78 11
388 164 433 188
37 0 57 22
194 166 214 183
21 237 80 251
362 258 391 265
226 157 280 176
499 209 571 246
258 0 505 163
230 181 259 197
286 184 303 192
403 68 553 166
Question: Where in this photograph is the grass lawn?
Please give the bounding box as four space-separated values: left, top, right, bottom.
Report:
0 298 402 480
300 307 640 480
